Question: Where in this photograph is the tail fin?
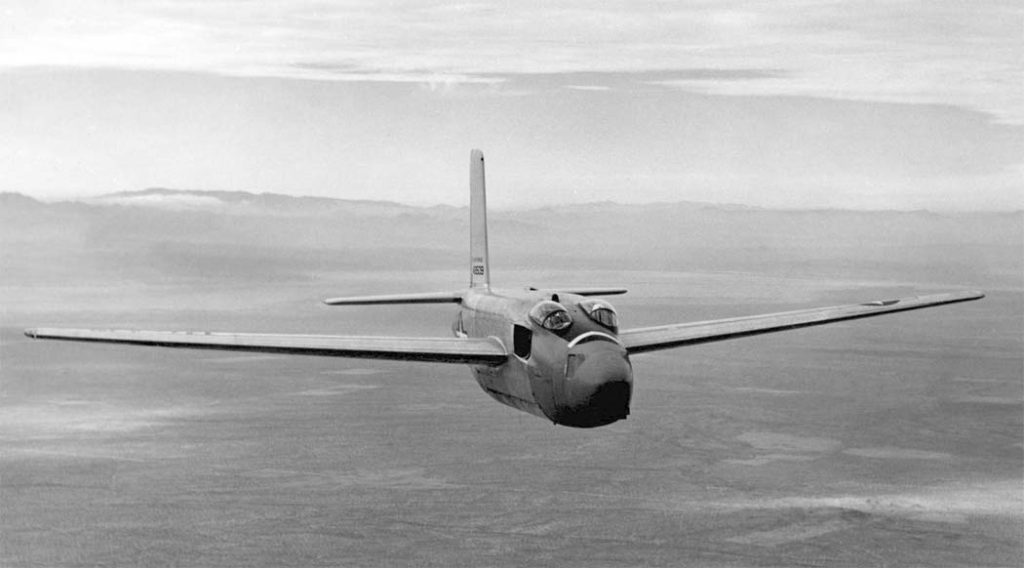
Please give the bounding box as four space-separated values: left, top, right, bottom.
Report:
469 149 490 289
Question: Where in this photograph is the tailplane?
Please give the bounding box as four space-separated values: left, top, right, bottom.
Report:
469 149 490 289
322 150 628 307
324 150 491 306
323 291 463 305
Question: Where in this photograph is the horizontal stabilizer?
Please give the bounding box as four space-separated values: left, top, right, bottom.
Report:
620 290 984 354
24 328 507 365
323 291 463 306
534 287 628 297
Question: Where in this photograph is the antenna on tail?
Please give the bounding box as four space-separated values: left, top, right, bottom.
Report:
469 150 490 289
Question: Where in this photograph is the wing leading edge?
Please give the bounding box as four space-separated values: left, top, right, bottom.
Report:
620 290 984 355
23 328 507 365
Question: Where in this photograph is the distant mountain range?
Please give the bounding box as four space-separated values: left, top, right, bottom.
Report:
5 188 1021 215
2 189 1021 291
76 188 452 218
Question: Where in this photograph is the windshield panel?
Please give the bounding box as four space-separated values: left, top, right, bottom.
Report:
528 301 573 331
579 299 619 331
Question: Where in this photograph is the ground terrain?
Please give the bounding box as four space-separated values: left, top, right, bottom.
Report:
2 193 1021 566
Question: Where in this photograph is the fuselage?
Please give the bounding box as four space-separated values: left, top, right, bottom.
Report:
455 288 633 427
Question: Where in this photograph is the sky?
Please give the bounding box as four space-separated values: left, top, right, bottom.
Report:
0 0 1021 210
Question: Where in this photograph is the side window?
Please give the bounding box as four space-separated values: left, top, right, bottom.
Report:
513 324 533 359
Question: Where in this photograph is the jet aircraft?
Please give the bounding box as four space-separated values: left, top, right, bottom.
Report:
24 150 984 428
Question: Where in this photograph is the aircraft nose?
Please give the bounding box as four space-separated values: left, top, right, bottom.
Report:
557 339 633 428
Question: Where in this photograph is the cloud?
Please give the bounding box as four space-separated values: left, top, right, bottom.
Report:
89 192 228 210
565 85 611 91
0 1 1019 121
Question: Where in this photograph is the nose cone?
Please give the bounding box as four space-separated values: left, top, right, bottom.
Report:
556 340 633 428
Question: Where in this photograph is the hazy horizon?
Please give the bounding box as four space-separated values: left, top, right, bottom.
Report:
5 185 1024 215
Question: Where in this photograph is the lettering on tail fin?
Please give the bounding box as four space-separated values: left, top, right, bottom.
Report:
470 150 490 289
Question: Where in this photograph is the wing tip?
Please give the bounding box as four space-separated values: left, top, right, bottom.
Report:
862 290 985 307
931 289 985 304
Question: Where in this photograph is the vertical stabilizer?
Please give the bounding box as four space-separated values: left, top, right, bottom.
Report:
469 149 490 289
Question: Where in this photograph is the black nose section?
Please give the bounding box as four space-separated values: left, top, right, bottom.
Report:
556 339 633 428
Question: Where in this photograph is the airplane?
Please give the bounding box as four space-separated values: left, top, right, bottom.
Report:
24 150 984 428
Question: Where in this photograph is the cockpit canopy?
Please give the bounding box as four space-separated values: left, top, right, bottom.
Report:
579 298 619 331
528 300 573 332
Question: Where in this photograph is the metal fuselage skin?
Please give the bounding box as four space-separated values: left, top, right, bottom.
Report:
455 288 633 428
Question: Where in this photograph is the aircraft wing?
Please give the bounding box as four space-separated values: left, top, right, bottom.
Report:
552 287 628 297
23 328 508 365
323 291 463 305
619 290 984 355
527 287 628 296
